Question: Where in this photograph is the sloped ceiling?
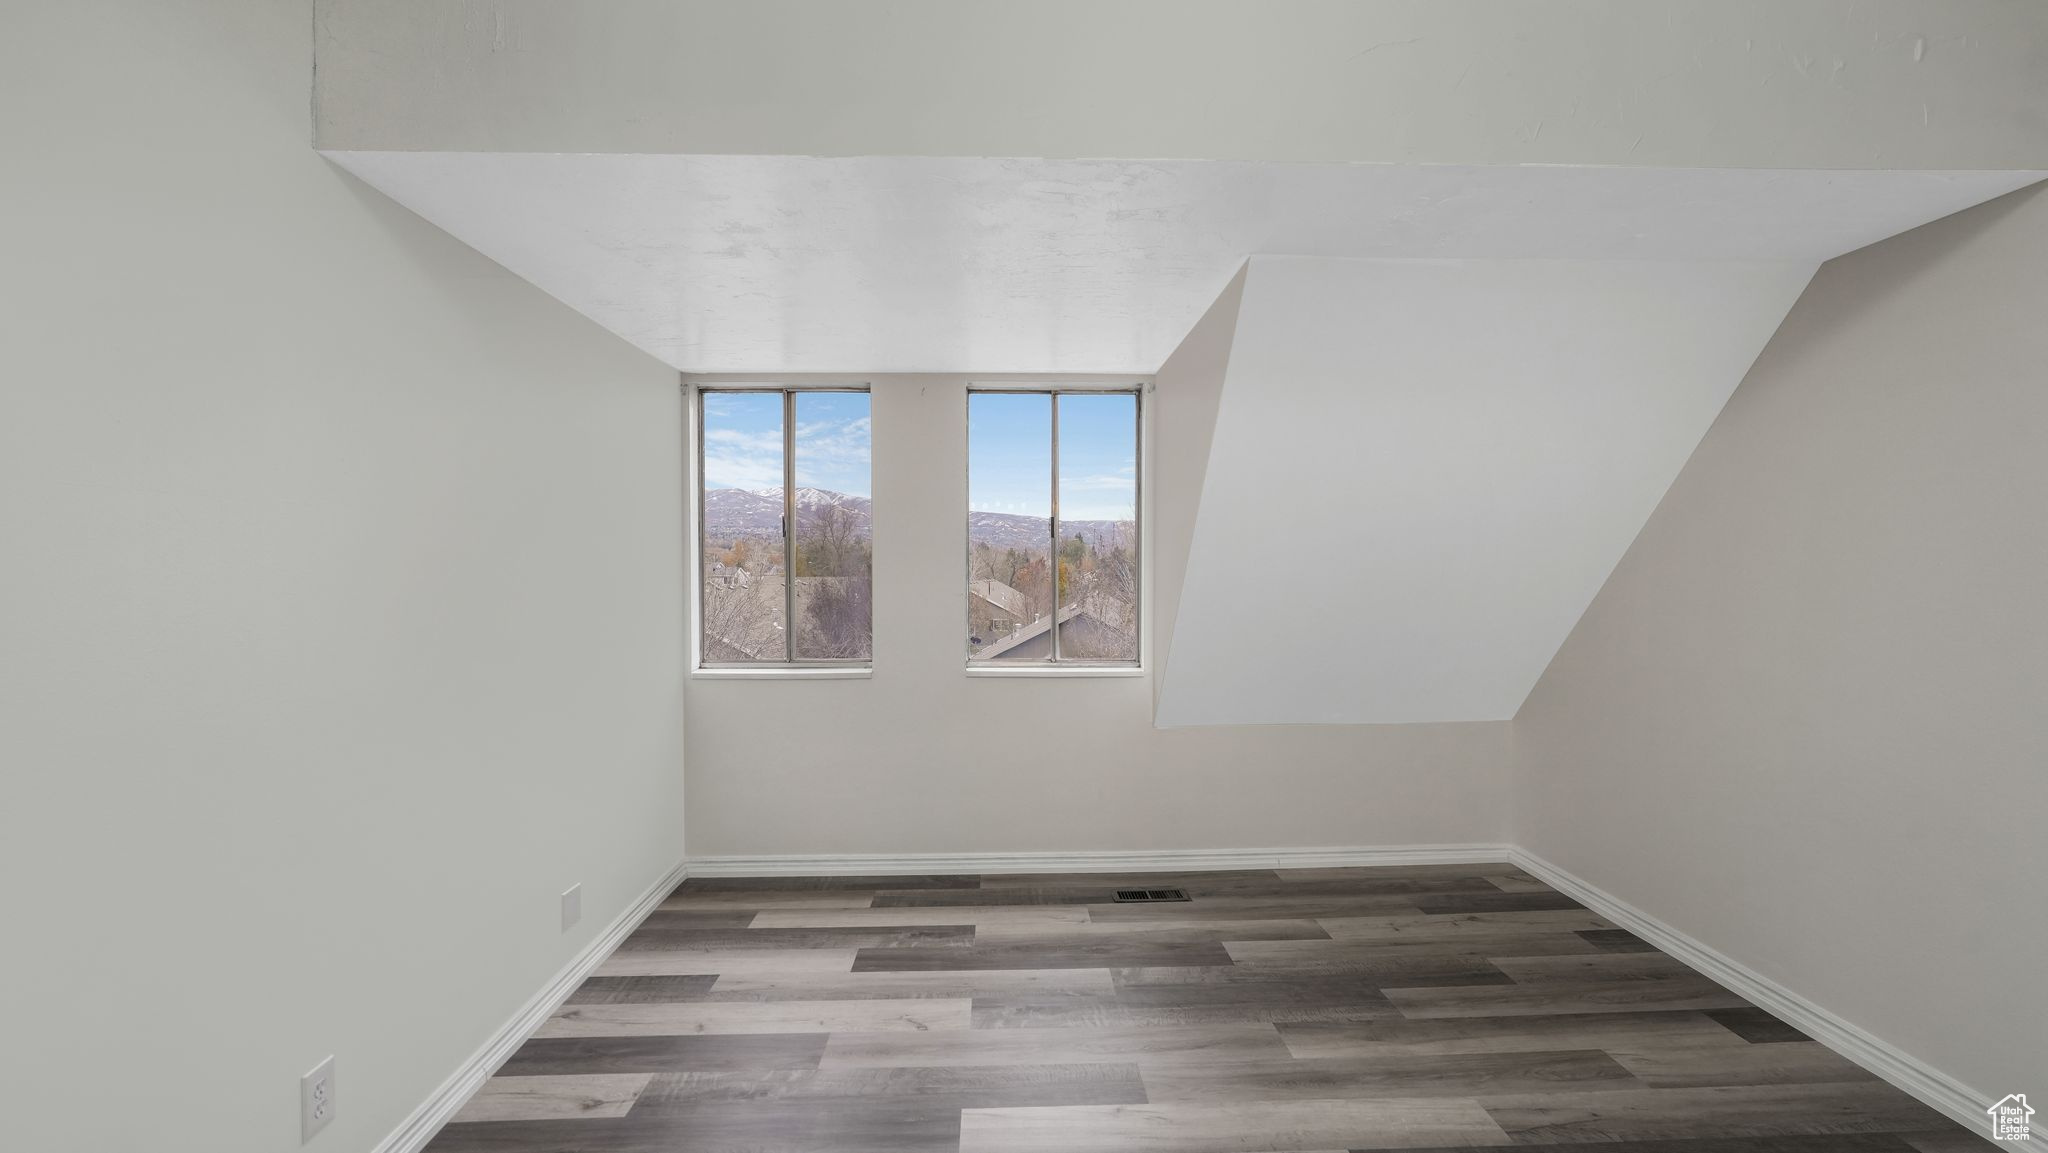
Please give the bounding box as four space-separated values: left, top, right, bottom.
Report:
323 154 2039 374
1157 255 1815 725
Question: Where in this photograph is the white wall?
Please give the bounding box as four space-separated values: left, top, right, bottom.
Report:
1161 255 1815 725
682 286 1511 858
313 0 2048 170
1513 185 2048 1104
0 4 685 1151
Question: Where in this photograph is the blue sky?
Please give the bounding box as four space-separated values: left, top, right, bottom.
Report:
702 391 872 498
971 392 1137 523
704 390 1135 521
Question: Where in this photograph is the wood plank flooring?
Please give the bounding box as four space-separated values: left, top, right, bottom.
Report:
425 864 1971 1153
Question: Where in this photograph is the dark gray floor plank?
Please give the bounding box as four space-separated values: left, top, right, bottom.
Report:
1705 1007 1814 1044
1376 1132 1930 1153
1482 1083 1953 1143
564 975 719 1005
427 1101 962 1153
1279 1011 1757 1059
1141 1047 1639 1102
971 983 1402 1027
630 910 760 930
634 1062 1148 1110
1579 928 1662 953
497 1032 828 1076
1084 894 1425 921
679 874 977 891
616 925 975 951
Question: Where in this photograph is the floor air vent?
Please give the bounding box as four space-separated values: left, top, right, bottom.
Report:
1113 888 1190 902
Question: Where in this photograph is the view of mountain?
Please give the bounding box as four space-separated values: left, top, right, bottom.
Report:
704 487 1129 551
703 486 870 537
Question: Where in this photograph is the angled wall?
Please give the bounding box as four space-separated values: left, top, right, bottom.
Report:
1512 185 2048 1108
0 4 685 1151
1159 255 1815 725
1151 265 1245 715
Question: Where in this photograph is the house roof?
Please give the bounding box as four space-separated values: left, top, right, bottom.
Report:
969 578 1028 621
971 603 1094 661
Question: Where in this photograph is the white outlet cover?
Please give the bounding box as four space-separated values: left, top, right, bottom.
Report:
560 884 582 932
300 1055 335 1143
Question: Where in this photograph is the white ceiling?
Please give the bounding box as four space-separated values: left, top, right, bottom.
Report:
323 153 2041 374
1158 255 1817 725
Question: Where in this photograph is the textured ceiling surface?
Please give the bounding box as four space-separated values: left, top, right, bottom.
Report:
324 153 2041 373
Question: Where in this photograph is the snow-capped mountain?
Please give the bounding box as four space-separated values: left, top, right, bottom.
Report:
704 486 872 539
704 486 1129 552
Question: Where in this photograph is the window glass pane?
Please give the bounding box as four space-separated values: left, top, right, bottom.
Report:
792 392 873 659
1055 392 1139 661
700 391 786 662
967 393 1053 660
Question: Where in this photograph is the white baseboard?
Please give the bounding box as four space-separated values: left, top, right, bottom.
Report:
682 842 1514 877
371 857 689 1153
1508 847 1996 1140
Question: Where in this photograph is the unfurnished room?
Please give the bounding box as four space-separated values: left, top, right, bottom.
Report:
2 2 2044 1152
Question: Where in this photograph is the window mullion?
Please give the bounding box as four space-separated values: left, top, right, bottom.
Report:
783 389 797 664
1049 391 1060 664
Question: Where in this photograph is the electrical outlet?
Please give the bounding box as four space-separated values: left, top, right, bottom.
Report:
560 883 582 931
300 1055 335 1143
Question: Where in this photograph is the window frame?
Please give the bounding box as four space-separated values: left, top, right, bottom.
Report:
694 382 873 673
965 383 1145 673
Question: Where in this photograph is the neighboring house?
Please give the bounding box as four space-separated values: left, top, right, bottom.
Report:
708 561 751 590
969 578 1031 644
971 603 1129 661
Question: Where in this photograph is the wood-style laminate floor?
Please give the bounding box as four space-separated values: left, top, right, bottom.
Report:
425 865 1980 1153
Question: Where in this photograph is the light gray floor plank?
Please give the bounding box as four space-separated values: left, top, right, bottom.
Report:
660 891 877 911
1607 1040 1879 1088
1319 910 1616 940
636 1062 1147 1107
593 947 859 977
1227 936 1601 966
536 998 972 1037
821 1023 1295 1068
446 1073 654 1123
973 917 1331 942
748 906 1088 929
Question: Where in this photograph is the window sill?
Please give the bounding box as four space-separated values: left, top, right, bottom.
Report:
692 666 873 681
965 665 1144 679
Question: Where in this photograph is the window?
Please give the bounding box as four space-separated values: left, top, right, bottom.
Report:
967 388 1140 665
698 387 872 666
